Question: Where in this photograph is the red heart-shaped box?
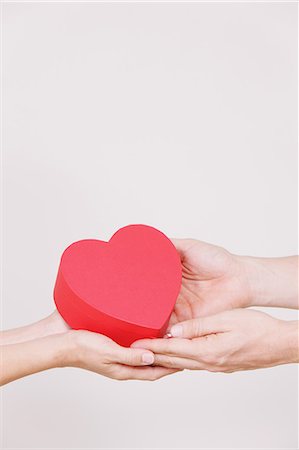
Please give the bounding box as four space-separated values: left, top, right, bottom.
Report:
54 224 182 346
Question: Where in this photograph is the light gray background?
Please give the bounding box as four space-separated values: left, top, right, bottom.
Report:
2 1 298 449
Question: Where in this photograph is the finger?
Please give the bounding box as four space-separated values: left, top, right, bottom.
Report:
112 346 155 366
153 354 203 370
170 238 197 259
116 365 181 381
166 311 179 332
169 313 230 339
131 337 196 358
171 238 220 254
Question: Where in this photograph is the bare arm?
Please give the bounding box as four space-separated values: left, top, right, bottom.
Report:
0 311 178 386
0 311 69 345
240 255 299 309
1 334 68 386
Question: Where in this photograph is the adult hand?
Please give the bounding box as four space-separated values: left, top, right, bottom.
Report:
168 239 251 327
132 309 299 373
1 310 180 386
62 329 179 381
46 312 178 381
169 239 298 328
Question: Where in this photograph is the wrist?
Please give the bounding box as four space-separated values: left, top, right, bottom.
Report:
237 255 299 309
1 333 73 385
235 255 264 308
42 310 70 337
37 333 74 370
279 320 299 364
56 330 82 368
238 256 267 307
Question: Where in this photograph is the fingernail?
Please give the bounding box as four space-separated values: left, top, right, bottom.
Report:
163 333 172 339
170 325 183 337
142 353 154 365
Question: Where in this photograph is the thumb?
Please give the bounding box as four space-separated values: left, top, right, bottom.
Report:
169 313 229 339
113 346 155 366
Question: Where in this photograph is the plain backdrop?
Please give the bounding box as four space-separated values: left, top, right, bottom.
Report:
2 1 298 449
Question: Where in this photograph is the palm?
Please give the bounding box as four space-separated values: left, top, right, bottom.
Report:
168 239 249 328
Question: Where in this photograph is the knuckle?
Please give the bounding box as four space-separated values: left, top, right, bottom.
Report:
117 373 129 381
161 356 177 368
112 372 124 381
116 375 124 381
154 354 175 369
148 374 158 381
213 354 227 367
200 352 215 365
143 372 157 382
102 353 113 364
126 355 135 366
124 351 139 366
165 359 176 369
163 340 173 353
195 320 203 336
111 367 129 381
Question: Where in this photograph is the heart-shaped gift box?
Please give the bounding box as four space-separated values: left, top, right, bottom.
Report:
54 224 182 346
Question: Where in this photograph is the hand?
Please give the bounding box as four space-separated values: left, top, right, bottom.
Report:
169 239 298 329
132 309 299 373
168 239 251 327
1 310 180 385
62 329 179 381
45 312 179 381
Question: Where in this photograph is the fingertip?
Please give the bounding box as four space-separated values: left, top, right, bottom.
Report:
163 332 173 339
141 352 155 365
121 347 155 367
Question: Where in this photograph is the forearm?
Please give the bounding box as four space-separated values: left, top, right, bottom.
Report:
239 255 298 309
0 311 69 345
281 320 299 364
0 334 69 386
1 318 52 345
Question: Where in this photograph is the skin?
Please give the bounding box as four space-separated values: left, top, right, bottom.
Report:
132 239 299 372
0 311 179 386
132 309 299 372
168 239 298 328
1 239 298 383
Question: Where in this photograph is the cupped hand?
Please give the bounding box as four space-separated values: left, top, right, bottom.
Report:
49 309 180 381
62 329 179 381
168 239 253 328
132 309 299 373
